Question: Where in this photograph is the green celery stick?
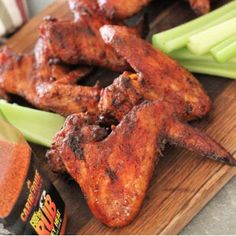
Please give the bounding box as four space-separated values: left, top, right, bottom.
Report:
152 1 236 53
177 59 236 79
210 34 236 63
188 17 236 55
0 100 65 147
170 48 236 63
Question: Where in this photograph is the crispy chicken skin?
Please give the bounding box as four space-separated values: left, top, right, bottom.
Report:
97 0 150 20
100 25 211 121
47 100 236 227
188 0 210 15
0 44 99 116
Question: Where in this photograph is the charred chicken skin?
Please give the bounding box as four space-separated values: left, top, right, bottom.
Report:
0 41 100 116
100 25 211 121
47 100 236 227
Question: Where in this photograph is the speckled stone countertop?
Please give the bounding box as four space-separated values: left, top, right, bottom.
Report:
181 176 236 234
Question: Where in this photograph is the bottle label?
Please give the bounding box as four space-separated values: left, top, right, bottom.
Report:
3 156 66 235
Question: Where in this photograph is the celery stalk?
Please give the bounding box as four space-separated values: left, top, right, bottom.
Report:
177 59 236 79
170 48 236 63
210 34 236 63
169 48 215 61
188 17 236 55
0 100 65 147
152 1 236 53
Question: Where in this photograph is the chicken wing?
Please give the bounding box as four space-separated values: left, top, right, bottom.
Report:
47 100 236 227
188 0 211 15
97 0 150 20
100 25 211 121
0 43 99 116
47 70 212 172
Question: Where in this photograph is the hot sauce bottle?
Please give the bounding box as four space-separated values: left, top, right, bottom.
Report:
0 120 67 235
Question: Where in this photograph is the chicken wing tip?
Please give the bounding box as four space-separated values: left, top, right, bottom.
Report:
218 154 236 167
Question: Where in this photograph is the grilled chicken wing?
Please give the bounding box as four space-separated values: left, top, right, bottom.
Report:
0 43 99 116
188 0 210 15
47 100 235 227
97 0 150 20
100 25 211 121
48 70 212 173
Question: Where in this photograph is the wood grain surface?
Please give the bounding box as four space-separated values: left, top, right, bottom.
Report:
5 0 236 234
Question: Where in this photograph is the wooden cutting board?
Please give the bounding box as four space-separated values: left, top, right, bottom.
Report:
5 0 236 234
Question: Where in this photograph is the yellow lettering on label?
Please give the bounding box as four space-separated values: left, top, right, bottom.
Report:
30 194 58 235
34 220 50 235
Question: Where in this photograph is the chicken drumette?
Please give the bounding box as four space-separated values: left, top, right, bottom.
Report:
47 100 236 227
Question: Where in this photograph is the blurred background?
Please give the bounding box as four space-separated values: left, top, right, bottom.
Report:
0 0 54 40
